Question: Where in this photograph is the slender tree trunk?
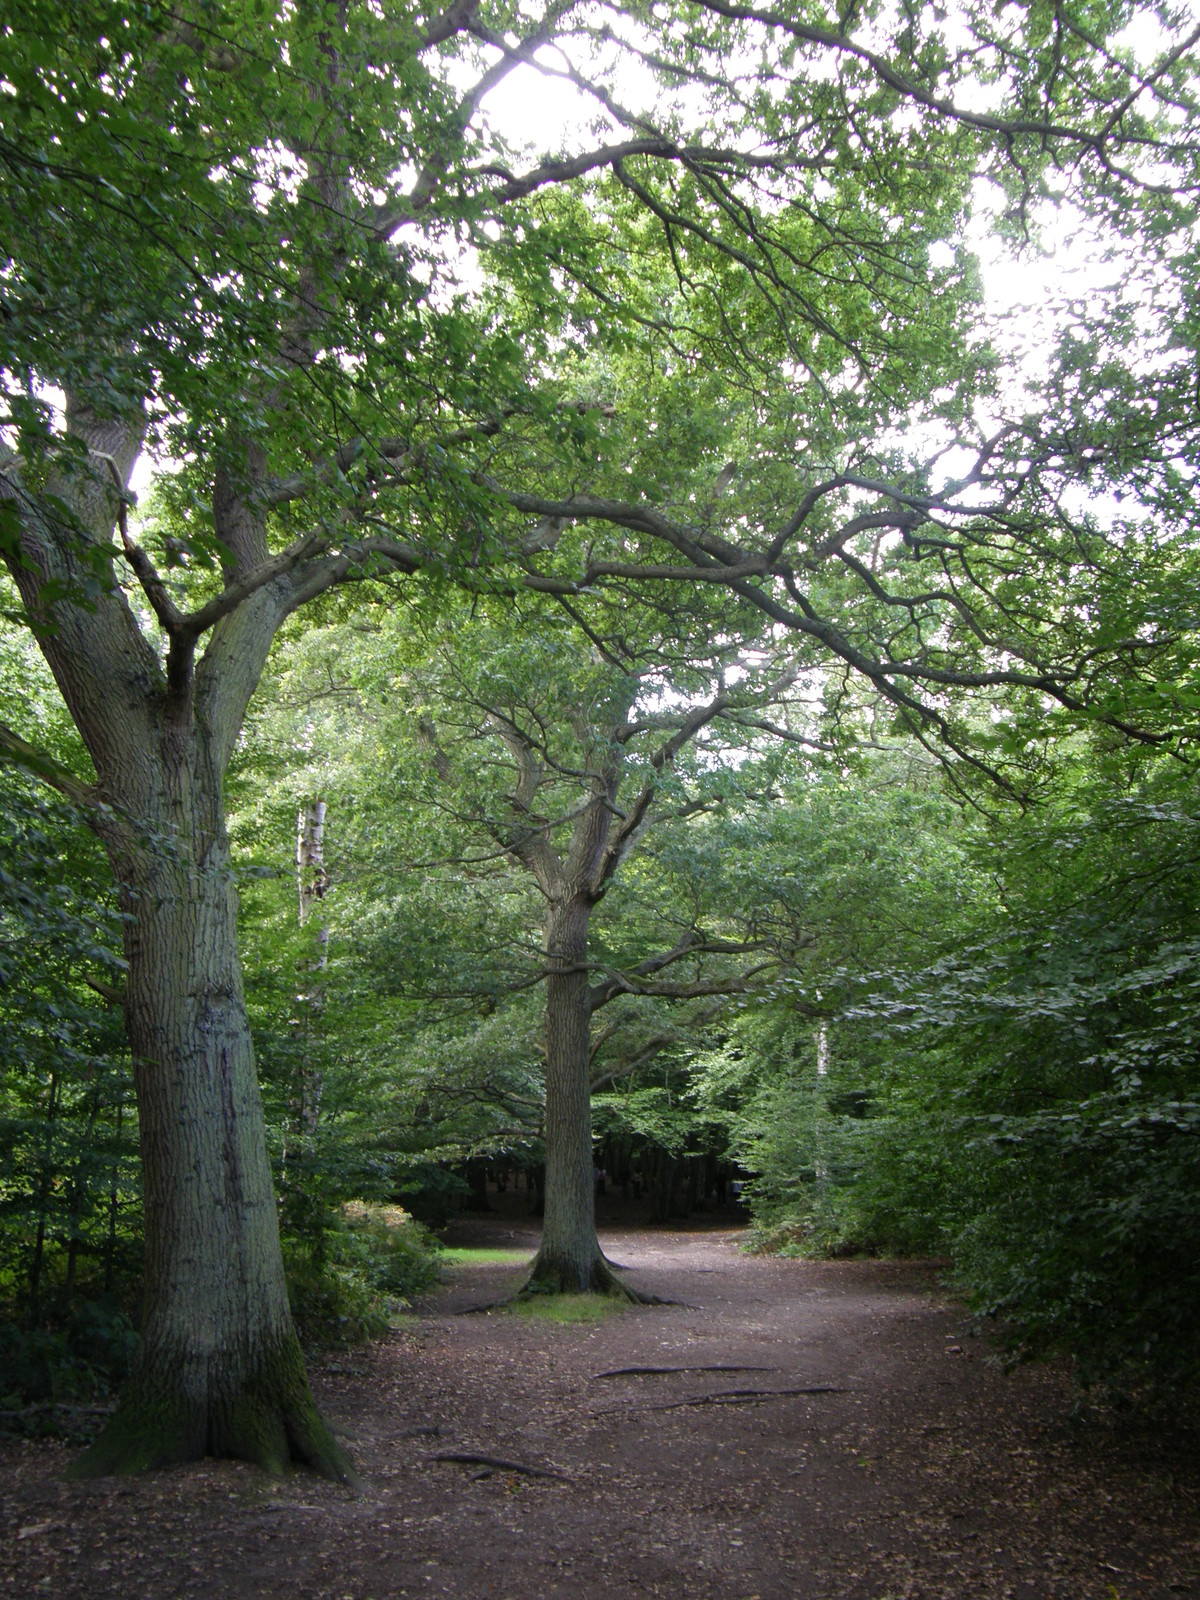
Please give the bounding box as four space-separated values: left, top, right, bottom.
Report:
466 1160 492 1211
282 797 328 1221
103 1093 125 1296
72 757 351 1480
649 1150 676 1224
526 898 625 1294
28 1068 61 1322
293 796 327 1137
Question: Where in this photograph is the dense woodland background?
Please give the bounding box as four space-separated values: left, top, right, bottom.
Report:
6 599 1200 1421
3 0 1200 1467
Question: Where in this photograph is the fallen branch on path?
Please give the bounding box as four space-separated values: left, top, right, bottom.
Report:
595 1384 846 1415
2 1401 116 1423
431 1451 572 1483
591 1365 774 1380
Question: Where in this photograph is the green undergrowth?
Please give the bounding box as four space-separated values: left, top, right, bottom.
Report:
439 1246 533 1268
0 1297 137 1440
504 1291 627 1324
285 1201 441 1345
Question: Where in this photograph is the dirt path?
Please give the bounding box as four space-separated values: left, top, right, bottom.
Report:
3 1214 1199 1599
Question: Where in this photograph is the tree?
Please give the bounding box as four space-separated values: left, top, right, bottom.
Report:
2 0 1197 1475
835 738 1200 1392
358 590 813 1291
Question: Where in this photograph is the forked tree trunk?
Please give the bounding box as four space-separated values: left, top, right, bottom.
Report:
526 898 626 1296
3 329 355 1481
71 749 351 1480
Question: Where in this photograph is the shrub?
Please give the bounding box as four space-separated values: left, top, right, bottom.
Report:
284 1201 440 1345
0 1298 138 1437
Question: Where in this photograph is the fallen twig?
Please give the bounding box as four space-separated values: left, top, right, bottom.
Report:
431 1451 572 1483
3 1401 116 1421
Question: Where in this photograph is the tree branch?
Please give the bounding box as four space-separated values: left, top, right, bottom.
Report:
0 722 123 840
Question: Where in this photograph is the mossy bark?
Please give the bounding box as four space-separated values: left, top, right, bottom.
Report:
70 1331 353 1480
522 1247 637 1299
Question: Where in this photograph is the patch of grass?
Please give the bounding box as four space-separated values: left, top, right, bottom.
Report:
505 1292 626 1324
440 1247 533 1268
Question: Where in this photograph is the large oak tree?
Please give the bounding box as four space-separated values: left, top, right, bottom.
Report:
377 590 812 1292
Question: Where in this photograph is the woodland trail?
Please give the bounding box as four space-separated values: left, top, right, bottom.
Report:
2 1207 1199 1600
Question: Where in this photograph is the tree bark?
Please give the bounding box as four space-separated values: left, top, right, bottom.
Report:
526 898 628 1296
72 753 351 1480
4 418 351 1479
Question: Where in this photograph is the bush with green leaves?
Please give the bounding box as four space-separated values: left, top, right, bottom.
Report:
0 1299 138 1437
817 764 1200 1393
0 751 142 1425
952 1095 1200 1390
284 1204 441 1347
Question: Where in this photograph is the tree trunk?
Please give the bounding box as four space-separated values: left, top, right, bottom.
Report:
72 757 351 1481
465 1160 492 1212
526 898 624 1295
103 1093 125 1295
649 1149 676 1224
293 795 328 1137
281 797 328 1227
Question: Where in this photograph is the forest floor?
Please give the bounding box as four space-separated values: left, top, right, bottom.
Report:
3 1193 1200 1599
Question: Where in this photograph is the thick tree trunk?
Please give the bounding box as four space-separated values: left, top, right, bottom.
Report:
526 899 626 1296
72 760 351 1480
3 322 351 1479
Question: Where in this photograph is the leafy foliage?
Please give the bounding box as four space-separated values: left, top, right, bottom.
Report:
721 744 1200 1396
5 0 1200 1441
284 1204 441 1347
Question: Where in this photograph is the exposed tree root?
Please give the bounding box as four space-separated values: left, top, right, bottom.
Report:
591 1364 774 1380
594 1384 847 1416
433 1452 572 1483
